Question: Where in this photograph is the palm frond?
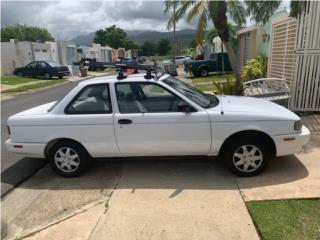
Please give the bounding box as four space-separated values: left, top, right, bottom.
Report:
186 0 207 23
290 1 307 18
195 8 208 46
245 0 281 24
227 0 246 26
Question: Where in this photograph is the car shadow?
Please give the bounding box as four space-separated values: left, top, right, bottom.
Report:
2 154 309 192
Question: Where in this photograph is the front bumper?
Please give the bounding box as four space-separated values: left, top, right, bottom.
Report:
5 139 46 158
273 125 311 156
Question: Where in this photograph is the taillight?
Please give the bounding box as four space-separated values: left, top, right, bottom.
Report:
7 126 11 135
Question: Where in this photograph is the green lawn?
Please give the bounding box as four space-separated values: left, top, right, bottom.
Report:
247 199 320 240
193 84 217 92
2 79 67 93
0 76 40 85
191 73 235 83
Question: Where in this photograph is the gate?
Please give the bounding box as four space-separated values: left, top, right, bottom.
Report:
290 1 320 111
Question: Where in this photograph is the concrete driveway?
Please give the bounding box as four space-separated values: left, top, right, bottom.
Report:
2 114 319 240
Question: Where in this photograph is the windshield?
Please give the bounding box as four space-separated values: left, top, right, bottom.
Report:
163 77 219 108
47 61 62 67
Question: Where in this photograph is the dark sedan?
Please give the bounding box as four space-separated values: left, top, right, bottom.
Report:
13 61 70 79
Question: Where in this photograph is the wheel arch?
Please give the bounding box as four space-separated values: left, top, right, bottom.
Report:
218 130 276 157
44 138 91 158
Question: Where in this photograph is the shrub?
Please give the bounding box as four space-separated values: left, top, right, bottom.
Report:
212 77 241 95
241 55 268 82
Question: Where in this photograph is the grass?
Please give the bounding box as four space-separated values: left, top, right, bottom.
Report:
2 79 67 93
191 73 235 83
247 199 320 240
191 73 234 92
0 76 40 85
193 84 217 92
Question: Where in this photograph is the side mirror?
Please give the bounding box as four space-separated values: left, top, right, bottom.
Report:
177 102 196 113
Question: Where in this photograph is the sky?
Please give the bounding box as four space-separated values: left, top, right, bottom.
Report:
1 0 290 40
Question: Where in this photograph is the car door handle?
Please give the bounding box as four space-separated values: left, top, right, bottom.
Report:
118 119 132 124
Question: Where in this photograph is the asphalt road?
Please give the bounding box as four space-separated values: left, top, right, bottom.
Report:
1 81 79 196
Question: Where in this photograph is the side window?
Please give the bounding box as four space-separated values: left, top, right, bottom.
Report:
26 62 37 69
65 84 112 114
37 62 47 68
116 82 184 113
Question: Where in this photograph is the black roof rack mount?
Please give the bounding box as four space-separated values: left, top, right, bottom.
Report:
103 62 164 80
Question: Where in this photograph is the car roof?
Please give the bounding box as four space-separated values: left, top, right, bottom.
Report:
79 73 170 86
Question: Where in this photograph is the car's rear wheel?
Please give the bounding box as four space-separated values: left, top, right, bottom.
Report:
48 141 89 177
199 68 209 77
17 72 24 77
58 75 63 79
222 136 273 177
44 73 51 79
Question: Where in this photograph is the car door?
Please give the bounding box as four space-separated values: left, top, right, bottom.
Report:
24 62 37 76
36 61 48 77
114 81 211 156
63 83 120 157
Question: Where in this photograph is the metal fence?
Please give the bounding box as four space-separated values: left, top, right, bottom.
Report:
290 1 320 111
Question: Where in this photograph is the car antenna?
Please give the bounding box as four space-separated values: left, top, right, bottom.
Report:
219 94 224 115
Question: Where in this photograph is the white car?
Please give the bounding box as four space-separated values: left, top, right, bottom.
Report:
173 56 192 65
5 73 310 177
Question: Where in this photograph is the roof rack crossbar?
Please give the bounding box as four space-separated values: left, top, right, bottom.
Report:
103 62 164 80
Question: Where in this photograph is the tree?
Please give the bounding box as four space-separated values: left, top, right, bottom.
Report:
189 39 197 48
157 38 171 56
1 24 54 42
140 41 157 56
93 25 138 49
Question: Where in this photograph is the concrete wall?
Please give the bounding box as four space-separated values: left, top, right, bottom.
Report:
46 41 59 62
31 42 52 61
1 41 34 75
57 41 77 66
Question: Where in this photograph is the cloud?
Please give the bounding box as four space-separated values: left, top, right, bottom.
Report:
1 0 202 40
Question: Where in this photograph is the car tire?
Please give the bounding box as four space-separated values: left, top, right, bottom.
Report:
17 72 24 77
199 68 209 77
222 136 273 177
58 75 63 79
48 141 90 177
45 73 51 79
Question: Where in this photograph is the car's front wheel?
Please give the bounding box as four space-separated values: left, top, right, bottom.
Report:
48 141 89 177
222 136 273 177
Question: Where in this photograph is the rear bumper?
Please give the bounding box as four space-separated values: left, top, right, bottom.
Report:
273 125 310 156
5 139 46 158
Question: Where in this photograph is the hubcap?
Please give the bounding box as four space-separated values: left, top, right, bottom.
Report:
232 145 263 173
54 147 80 173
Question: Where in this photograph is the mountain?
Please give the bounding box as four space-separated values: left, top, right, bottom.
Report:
70 29 197 49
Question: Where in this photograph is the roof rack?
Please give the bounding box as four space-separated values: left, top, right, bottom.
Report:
103 62 164 80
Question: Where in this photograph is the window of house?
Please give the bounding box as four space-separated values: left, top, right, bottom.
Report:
65 84 112 114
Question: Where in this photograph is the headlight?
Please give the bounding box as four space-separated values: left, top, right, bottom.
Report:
294 120 302 131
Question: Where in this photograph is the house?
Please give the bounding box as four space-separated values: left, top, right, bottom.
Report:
56 40 77 66
77 44 112 62
1 40 54 75
237 11 288 69
237 25 263 69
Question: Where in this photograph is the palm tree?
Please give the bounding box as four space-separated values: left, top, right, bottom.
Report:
165 0 246 85
206 23 237 51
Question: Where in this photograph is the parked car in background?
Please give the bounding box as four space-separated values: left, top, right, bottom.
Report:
13 61 70 79
173 55 192 65
185 53 232 77
73 58 107 71
6 72 310 177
